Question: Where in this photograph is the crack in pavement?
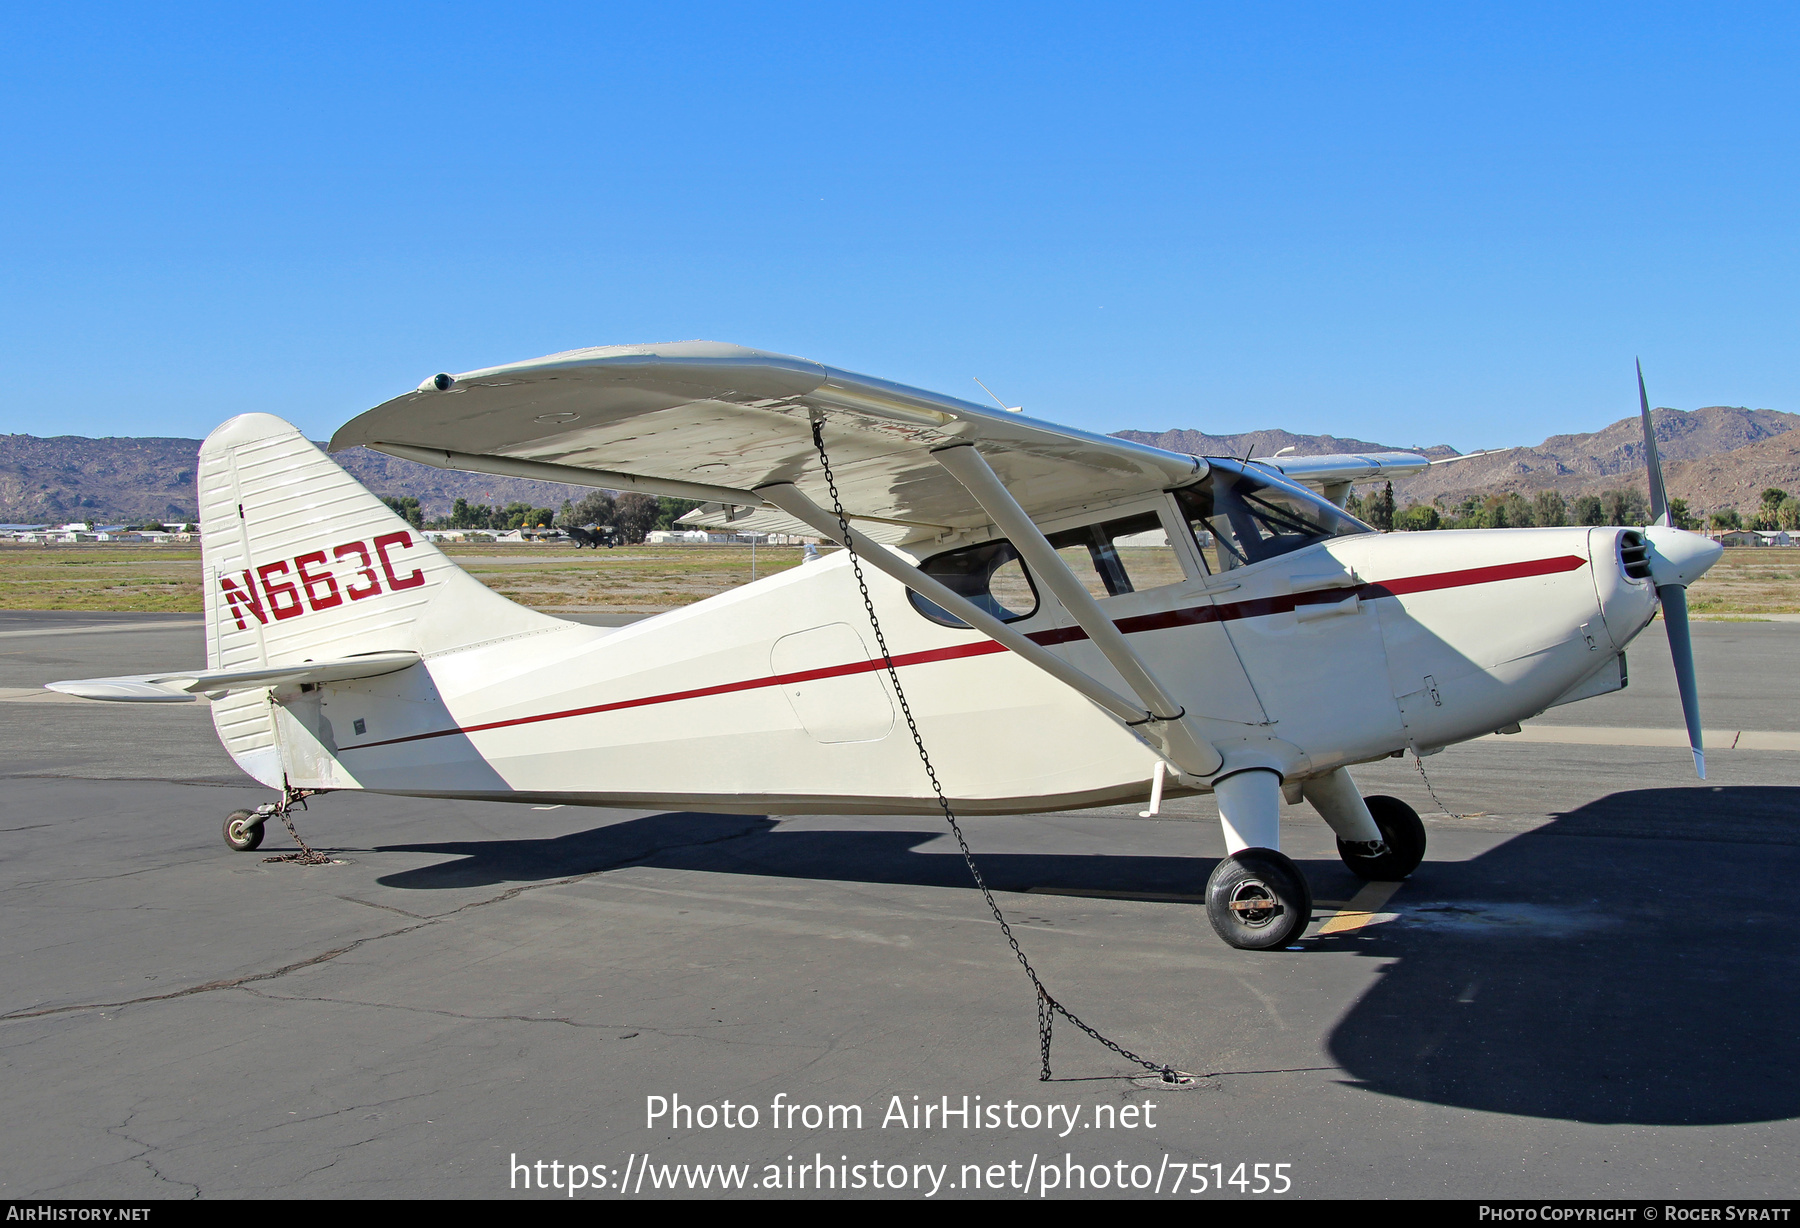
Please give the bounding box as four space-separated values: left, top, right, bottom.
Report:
103 1108 202 1200
0 816 769 1023
240 984 662 1034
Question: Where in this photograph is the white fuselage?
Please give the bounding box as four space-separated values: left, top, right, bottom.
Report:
230 519 1657 815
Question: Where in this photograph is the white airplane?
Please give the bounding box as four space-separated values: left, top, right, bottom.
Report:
47 344 1721 950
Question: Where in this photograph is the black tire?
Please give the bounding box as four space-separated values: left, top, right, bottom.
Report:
224 810 264 852
1205 848 1313 950
1336 794 1426 881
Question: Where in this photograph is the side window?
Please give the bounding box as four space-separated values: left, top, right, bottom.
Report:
908 540 1039 628
1044 511 1185 596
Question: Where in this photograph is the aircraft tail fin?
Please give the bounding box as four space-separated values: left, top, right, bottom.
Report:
196 414 570 787
198 412 565 673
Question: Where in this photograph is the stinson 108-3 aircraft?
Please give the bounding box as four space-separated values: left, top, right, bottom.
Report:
48 344 1721 950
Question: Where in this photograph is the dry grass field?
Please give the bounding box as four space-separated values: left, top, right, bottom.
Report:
1683 546 1800 617
2 541 1795 616
0 544 808 614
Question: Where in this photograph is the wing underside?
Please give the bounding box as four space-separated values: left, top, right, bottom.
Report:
330 342 1202 541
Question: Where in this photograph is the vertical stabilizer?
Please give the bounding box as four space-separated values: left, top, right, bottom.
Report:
197 413 568 784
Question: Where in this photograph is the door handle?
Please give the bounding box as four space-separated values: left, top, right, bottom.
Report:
1296 592 1360 622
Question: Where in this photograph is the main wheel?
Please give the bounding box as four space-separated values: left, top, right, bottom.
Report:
1336 794 1426 881
224 810 264 852
1205 849 1313 950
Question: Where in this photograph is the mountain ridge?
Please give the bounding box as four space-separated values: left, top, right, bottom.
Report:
2 403 1796 524
1114 406 1800 513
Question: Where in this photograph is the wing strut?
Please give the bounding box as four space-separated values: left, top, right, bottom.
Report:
756 482 1156 732
929 444 1223 779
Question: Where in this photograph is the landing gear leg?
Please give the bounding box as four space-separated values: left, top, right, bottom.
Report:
1303 768 1426 881
1205 769 1313 950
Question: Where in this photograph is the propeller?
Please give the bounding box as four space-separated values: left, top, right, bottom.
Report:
1635 359 1722 778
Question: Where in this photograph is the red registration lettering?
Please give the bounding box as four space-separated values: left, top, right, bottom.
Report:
220 571 266 630
372 531 426 590
333 541 382 600
294 550 342 610
255 561 305 620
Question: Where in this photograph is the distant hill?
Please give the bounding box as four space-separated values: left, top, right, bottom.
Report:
1113 406 1800 515
1661 431 1800 514
0 435 590 523
1111 427 1459 461
4 401 1795 524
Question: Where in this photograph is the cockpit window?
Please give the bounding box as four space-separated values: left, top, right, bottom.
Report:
1174 461 1371 571
1044 511 1178 597
907 539 1039 627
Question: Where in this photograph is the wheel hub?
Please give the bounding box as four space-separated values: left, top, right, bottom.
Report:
1226 880 1280 927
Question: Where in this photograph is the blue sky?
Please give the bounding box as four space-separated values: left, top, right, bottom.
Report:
3 2 1796 450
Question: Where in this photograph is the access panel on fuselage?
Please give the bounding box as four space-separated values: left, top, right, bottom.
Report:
1214 540 1404 766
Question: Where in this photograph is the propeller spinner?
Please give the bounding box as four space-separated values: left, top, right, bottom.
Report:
1636 360 1724 778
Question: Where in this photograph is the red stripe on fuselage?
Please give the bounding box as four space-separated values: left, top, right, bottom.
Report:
344 553 1587 751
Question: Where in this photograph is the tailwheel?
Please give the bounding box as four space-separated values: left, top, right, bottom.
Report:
1337 794 1426 881
1205 848 1313 950
223 810 264 852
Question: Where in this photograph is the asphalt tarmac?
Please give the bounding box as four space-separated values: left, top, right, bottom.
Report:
3 610 1798 1200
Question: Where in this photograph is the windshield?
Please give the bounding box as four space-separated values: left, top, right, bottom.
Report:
1173 461 1372 571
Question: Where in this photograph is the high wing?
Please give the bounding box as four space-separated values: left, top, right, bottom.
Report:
45 651 421 703
330 342 1202 541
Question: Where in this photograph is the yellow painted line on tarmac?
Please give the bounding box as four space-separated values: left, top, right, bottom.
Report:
1315 881 1403 935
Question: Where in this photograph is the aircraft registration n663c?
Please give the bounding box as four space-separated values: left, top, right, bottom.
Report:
47 343 1721 951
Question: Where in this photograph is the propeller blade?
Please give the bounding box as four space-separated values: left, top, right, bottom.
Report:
1658 583 1705 778
1637 359 1672 527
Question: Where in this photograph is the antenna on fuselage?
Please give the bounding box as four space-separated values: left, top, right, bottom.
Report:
972 377 1024 413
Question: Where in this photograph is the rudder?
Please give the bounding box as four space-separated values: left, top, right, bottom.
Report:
197 413 568 785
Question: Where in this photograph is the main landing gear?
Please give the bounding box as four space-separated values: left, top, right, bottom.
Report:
1206 848 1313 950
1202 767 1428 950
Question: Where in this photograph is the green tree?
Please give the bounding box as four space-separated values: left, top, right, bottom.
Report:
1395 503 1440 531
1778 497 1800 532
1501 491 1534 528
564 489 618 529
613 492 660 543
495 502 534 529
380 495 423 529
1369 481 1395 531
654 497 705 531
1710 508 1742 531
1667 497 1699 531
1601 488 1649 526
1751 489 1788 530
1533 490 1567 528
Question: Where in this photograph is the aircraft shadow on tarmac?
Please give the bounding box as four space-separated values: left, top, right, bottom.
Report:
1323 783 1800 1128
374 784 1800 1127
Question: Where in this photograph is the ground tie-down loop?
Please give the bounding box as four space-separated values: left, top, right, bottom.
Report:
809 419 1189 1085
262 782 333 865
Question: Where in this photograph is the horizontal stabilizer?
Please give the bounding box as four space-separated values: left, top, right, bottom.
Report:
46 650 421 703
